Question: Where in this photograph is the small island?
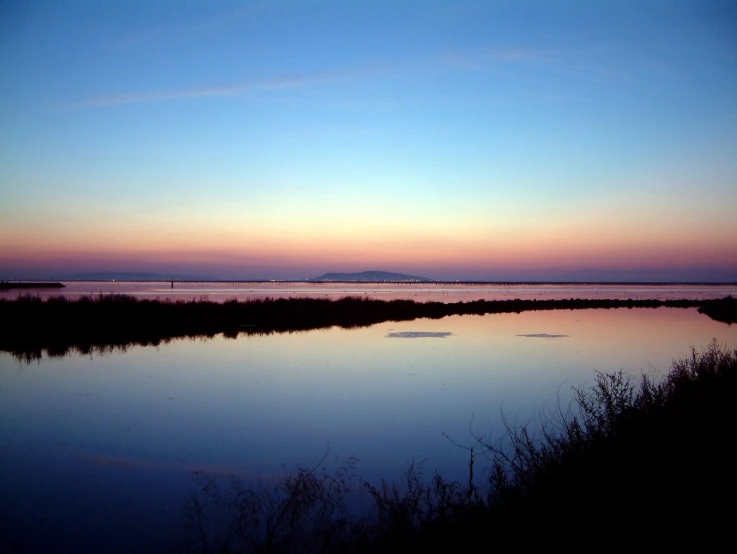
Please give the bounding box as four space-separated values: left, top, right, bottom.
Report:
308 270 433 282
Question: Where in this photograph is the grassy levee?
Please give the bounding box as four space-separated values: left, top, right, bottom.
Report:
698 295 737 324
175 340 737 552
1 293 734 361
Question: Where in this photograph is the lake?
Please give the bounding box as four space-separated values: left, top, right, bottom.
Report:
1 285 737 552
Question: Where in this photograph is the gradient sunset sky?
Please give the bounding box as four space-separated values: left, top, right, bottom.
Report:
1 0 736 281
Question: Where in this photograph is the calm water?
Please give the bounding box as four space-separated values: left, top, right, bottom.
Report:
1 304 736 552
3 280 737 302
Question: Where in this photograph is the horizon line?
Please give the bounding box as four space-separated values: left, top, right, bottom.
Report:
3 278 736 286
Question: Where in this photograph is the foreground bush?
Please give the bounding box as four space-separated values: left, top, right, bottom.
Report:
175 340 737 552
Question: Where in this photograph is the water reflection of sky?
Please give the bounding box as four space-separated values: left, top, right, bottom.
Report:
1 308 736 552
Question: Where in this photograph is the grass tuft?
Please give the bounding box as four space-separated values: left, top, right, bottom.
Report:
174 340 737 552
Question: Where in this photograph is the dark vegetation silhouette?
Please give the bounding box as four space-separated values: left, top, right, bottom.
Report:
1 294 734 361
173 340 737 552
698 294 737 323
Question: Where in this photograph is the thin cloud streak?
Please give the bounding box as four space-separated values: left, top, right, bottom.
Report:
441 46 547 69
83 73 346 107
80 47 563 108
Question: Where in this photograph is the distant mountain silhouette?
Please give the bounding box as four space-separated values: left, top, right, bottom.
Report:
308 271 433 282
67 272 217 281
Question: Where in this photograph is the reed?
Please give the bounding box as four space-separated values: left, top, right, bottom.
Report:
175 340 737 552
3 293 733 361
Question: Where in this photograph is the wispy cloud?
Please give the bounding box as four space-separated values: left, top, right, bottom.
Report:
79 54 410 108
441 45 619 84
83 72 346 107
79 46 580 109
441 47 548 69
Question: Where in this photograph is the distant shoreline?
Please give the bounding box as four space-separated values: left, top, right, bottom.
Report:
2 279 735 286
0 282 65 290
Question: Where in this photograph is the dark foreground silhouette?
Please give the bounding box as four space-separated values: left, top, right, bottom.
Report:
1 294 734 361
174 340 737 552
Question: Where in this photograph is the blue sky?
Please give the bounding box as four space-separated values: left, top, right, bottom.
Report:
1 0 736 280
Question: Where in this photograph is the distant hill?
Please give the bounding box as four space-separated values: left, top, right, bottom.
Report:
67 272 217 281
308 271 433 282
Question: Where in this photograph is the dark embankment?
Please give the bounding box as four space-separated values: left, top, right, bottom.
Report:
177 341 737 552
1 294 734 361
698 294 737 324
0 281 65 290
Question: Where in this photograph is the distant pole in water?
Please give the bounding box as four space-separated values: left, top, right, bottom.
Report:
171 279 174 289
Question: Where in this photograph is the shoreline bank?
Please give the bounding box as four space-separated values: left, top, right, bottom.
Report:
1 294 734 360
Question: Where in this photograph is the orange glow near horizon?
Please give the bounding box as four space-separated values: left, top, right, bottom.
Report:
3 227 735 278
3 161 736 280
2 188 736 279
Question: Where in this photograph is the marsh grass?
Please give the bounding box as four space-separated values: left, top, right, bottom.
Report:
174 340 737 552
177 451 368 554
3 293 733 361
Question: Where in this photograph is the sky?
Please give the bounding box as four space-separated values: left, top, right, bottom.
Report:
1 0 736 282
